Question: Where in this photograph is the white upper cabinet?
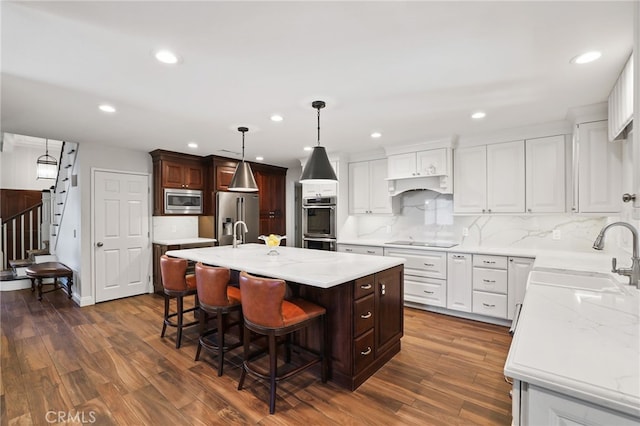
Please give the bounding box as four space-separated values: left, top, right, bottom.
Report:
453 145 487 213
349 158 392 214
454 141 524 214
525 135 566 213
486 141 525 213
388 148 448 179
573 120 622 213
302 161 338 198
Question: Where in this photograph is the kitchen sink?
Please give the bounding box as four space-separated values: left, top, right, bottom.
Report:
385 240 458 248
527 269 626 293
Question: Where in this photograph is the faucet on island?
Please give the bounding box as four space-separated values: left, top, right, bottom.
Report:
592 221 640 288
233 220 248 248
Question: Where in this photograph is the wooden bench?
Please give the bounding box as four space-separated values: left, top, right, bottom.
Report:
25 262 73 301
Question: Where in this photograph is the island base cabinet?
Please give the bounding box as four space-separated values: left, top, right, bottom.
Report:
297 265 404 391
514 381 639 426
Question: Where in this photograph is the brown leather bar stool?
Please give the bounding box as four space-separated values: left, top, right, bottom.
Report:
194 262 243 376
237 271 327 414
160 255 199 349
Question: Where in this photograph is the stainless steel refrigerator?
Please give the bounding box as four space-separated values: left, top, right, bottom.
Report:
216 192 260 246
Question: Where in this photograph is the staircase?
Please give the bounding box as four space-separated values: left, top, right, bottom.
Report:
0 141 78 290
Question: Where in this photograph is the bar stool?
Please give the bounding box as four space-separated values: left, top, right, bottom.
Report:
194 262 243 376
160 255 199 349
237 271 327 414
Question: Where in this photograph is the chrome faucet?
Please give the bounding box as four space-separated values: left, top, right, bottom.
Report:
592 221 640 288
233 220 248 248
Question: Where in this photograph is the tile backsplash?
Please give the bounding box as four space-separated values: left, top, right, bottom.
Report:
341 190 612 253
152 216 199 241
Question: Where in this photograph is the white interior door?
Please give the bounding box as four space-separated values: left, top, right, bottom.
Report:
94 170 150 303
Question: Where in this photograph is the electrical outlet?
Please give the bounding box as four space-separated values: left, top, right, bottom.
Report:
552 229 561 240
462 227 469 237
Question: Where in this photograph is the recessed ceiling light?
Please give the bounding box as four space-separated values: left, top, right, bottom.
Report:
187 142 198 149
256 156 264 161
471 111 486 119
270 115 283 122
99 104 116 113
571 51 602 64
155 49 179 64
303 146 313 152
371 132 382 139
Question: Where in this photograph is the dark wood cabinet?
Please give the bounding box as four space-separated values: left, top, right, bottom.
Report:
150 150 206 215
214 160 238 191
298 265 404 390
160 159 204 190
253 164 287 239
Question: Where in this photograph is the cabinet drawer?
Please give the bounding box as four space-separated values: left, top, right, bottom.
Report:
404 276 446 307
338 244 383 256
354 329 375 374
472 291 507 318
354 294 374 337
354 275 375 299
473 254 507 269
473 268 508 294
385 249 447 279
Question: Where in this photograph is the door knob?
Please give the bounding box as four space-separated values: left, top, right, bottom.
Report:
622 193 636 203
96 242 104 247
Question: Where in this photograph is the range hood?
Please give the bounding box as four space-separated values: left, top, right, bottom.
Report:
386 173 452 196
384 137 456 196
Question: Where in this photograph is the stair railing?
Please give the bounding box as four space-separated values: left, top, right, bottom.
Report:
1 202 43 269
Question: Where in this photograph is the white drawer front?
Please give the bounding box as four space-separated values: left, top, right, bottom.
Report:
405 276 446 307
472 291 507 318
473 268 508 294
338 244 383 256
385 249 447 279
473 254 507 269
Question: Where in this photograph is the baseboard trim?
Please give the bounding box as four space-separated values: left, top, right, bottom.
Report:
0 279 32 291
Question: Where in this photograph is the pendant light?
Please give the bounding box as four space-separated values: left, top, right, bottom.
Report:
228 127 258 192
36 139 58 180
300 100 338 183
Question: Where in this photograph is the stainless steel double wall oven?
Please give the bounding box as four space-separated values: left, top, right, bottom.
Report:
302 196 336 251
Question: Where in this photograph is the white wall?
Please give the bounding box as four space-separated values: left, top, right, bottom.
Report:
0 139 63 190
54 143 152 306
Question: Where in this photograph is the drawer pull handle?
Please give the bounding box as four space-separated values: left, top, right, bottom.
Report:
360 283 372 290
482 279 496 283
453 255 465 259
482 303 496 308
360 346 372 356
483 260 496 264
360 311 372 319
423 290 434 294
346 249 353 252
366 250 375 254
424 263 435 267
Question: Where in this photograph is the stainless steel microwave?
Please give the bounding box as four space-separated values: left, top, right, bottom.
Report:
164 188 203 214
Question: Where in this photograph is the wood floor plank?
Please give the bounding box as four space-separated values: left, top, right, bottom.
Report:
1 290 515 425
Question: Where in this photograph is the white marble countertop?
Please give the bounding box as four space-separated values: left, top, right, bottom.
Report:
153 237 217 246
165 243 404 288
504 257 640 417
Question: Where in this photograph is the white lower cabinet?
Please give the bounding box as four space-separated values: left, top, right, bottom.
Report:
385 248 447 307
446 253 472 312
507 257 534 320
472 254 508 318
515 382 638 426
337 244 383 256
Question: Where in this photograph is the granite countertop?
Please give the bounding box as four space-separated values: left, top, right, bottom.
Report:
165 243 403 288
504 253 639 418
153 237 217 246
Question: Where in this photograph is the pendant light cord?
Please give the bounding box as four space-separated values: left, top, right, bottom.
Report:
317 107 321 146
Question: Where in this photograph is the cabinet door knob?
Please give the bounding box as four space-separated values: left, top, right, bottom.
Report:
380 283 386 295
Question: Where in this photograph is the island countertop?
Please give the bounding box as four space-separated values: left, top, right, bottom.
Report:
165 243 404 288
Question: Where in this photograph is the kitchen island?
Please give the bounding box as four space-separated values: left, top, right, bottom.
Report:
165 244 405 390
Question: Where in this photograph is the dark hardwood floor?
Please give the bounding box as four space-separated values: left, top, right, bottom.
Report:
1 288 513 425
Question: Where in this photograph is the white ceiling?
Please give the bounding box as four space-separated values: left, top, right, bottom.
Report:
1 1 635 169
